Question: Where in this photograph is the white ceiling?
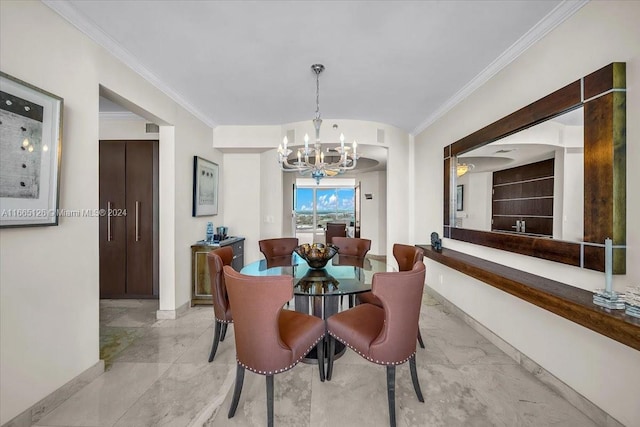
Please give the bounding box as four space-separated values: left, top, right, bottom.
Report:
45 1 586 135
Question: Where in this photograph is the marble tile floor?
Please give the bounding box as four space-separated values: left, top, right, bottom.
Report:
34 295 598 427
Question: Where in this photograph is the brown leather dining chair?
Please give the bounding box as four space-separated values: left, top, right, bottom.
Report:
331 236 371 257
325 222 346 244
332 237 371 307
206 246 234 362
223 266 326 427
326 262 427 427
258 237 299 259
357 243 426 348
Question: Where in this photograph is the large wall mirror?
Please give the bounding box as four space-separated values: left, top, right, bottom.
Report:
443 63 626 273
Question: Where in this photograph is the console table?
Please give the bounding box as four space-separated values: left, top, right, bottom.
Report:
191 237 245 306
417 245 640 351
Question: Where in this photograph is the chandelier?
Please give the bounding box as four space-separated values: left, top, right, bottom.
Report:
457 162 474 177
278 64 359 184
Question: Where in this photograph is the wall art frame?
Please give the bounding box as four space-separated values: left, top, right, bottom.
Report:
192 156 218 216
0 72 63 228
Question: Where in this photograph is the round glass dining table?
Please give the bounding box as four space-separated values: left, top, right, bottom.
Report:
240 253 393 361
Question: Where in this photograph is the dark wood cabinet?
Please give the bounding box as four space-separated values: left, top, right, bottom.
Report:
191 237 245 305
491 159 554 237
99 140 159 299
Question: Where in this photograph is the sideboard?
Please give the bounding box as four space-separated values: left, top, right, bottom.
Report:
191 237 245 306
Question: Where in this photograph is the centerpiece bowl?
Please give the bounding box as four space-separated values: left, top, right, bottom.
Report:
294 243 339 269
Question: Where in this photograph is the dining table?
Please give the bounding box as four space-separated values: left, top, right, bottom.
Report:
240 253 394 360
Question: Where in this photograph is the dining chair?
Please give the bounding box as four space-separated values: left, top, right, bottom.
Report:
332 237 371 308
326 262 426 427
357 243 426 348
223 266 326 427
331 236 371 257
206 246 234 362
258 237 299 259
325 222 347 244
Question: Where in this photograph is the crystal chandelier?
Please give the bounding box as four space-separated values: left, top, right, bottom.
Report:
278 64 359 184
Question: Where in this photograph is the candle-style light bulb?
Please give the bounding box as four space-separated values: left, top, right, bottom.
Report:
283 136 288 151
304 133 309 152
340 133 345 152
352 140 358 156
297 150 301 163
320 151 324 163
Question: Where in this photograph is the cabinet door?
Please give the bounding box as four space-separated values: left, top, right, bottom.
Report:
125 141 155 296
99 141 127 298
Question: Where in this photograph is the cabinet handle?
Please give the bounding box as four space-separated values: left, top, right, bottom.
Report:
107 201 112 241
135 201 140 242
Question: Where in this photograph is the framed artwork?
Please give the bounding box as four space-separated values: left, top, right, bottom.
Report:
0 72 63 228
193 156 218 216
456 185 464 211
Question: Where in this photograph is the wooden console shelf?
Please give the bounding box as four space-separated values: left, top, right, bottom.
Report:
417 245 640 351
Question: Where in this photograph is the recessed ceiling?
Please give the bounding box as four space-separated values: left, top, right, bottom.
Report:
47 0 584 133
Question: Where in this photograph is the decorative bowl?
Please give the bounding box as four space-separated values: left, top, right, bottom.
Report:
294 243 339 269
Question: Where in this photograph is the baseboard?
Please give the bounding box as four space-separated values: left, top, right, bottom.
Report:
156 300 189 320
3 360 105 427
424 285 624 427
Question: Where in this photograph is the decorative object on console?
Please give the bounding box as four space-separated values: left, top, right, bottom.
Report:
192 156 218 216
624 286 640 319
206 222 214 243
0 72 63 228
430 232 442 252
294 243 339 269
592 238 624 310
277 64 360 184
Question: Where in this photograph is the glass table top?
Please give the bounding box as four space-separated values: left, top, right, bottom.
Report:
240 254 393 296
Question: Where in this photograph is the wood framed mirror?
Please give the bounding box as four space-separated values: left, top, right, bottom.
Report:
443 63 626 273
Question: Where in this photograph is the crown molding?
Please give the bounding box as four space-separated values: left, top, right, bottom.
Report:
99 111 145 121
42 0 218 128
411 0 589 136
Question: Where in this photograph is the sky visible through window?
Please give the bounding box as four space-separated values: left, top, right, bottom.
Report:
295 187 355 229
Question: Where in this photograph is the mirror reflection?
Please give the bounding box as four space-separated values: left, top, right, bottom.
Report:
455 107 584 242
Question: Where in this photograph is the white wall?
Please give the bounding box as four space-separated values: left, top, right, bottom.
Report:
0 2 217 423
222 153 262 264
413 2 640 425
358 170 386 255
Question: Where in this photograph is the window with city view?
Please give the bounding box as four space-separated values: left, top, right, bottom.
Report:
295 187 355 231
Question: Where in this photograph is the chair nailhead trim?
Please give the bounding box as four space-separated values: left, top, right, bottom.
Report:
214 318 232 324
328 331 414 366
237 334 325 375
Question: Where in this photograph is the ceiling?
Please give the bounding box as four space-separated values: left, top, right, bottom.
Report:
46 0 585 135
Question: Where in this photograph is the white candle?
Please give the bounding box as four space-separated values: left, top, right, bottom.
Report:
605 238 613 294
304 133 309 152
283 136 288 151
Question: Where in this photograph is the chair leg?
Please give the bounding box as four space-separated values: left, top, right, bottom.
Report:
266 375 274 427
220 322 228 342
386 365 396 427
326 336 335 381
208 321 222 363
228 364 245 418
409 354 424 402
417 329 425 349
317 337 325 382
